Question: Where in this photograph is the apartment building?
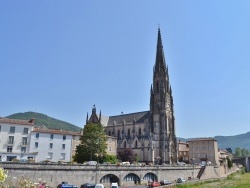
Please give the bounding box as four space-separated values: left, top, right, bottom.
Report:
177 140 189 163
0 117 116 163
0 118 37 161
29 128 81 162
188 138 219 165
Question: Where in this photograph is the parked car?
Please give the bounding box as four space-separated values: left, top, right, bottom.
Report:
80 183 95 188
200 161 206 166
111 182 119 188
87 161 98 165
177 178 187 183
57 181 78 188
149 181 161 187
177 161 186 166
160 179 171 185
94 184 104 188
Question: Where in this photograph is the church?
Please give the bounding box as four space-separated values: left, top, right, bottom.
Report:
86 28 178 164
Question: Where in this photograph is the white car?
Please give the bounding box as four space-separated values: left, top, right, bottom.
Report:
111 183 118 188
177 178 186 183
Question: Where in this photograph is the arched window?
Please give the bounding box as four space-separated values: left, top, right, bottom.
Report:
118 130 120 138
135 140 138 148
108 131 111 136
124 141 126 148
128 129 130 137
139 128 141 136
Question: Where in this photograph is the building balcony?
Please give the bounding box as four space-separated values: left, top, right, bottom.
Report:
20 142 29 146
6 141 15 145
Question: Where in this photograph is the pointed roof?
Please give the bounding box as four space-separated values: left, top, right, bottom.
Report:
154 27 167 75
87 104 100 124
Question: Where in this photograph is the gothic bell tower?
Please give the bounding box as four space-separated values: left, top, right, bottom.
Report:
149 28 177 164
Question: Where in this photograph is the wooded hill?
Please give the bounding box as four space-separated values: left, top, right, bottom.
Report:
6 112 81 132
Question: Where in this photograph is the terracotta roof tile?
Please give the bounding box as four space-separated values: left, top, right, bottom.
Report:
188 137 217 142
0 117 35 126
32 128 82 136
178 143 189 152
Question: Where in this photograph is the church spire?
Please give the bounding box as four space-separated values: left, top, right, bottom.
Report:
86 112 89 125
155 27 167 75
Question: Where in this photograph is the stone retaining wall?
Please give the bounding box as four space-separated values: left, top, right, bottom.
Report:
0 162 221 187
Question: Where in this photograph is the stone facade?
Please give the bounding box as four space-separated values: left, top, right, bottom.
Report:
178 141 189 163
103 29 178 164
188 138 219 165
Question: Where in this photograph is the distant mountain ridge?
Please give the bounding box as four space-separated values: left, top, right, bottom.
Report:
214 132 250 151
178 132 250 152
6 112 81 132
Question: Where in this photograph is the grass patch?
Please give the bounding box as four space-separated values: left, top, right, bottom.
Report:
173 171 250 188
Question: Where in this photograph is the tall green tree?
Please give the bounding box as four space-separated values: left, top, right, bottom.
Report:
74 123 107 163
227 156 233 168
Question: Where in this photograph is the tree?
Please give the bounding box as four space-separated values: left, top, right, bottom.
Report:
102 154 118 164
234 147 250 157
226 156 233 168
117 148 136 163
235 147 242 157
74 123 107 163
226 148 232 153
241 148 250 157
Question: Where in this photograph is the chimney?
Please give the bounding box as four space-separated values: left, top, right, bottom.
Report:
29 118 35 124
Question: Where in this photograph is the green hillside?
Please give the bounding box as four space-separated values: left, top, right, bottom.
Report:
6 112 81 132
215 132 250 151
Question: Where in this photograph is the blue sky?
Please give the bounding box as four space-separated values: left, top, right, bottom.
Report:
1 1 250 138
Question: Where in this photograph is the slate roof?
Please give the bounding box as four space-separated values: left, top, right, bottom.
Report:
0 117 35 126
107 111 150 126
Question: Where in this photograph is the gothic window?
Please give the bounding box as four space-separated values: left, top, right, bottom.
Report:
156 81 159 93
139 128 141 136
128 129 130 137
108 131 111 136
124 141 126 148
135 140 138 148
118 130 120 138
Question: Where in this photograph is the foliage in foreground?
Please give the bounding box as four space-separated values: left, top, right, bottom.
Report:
174 170 250 188
0 168 7 182
0 168 46 188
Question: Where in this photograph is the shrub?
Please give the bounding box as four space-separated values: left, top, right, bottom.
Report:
12 158 19 162
0 168 7 183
